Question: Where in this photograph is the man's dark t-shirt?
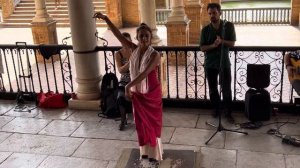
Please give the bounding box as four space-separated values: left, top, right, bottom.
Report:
200 20 236 69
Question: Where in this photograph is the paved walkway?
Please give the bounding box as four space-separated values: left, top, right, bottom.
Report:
0 100 299 167
0 25 300 46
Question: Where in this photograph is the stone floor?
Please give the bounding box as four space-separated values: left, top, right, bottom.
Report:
0 100 299 168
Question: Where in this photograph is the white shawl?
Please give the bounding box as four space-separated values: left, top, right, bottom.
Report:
130 46 155 93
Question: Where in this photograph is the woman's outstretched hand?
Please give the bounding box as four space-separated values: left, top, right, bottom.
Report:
93 12 107 20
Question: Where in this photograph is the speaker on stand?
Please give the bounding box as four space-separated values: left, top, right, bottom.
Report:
245 64 271 121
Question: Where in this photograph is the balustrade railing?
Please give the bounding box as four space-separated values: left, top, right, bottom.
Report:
0 44 299 106
155 7 291 25
222 7 291 24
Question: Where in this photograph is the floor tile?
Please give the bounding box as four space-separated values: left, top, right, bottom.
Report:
0 132 12 143
38 156 108 168
72 139 136 160
0 116 14 128
39 120 82 136
170 128 225 148
237 150 285 168
36 108 75 120
163 112 198 128
0 133 84 156
164 107 210 115
163 144 200 152
0 152 12 163
0 153 47 168
1 117 50 134
278 118 300 136
71 120 136 141
0 103 14 115
285 154 300 168
4 105 39 118
225 132 300 155
66 110 101 122
106 161 117 168
199 147 237 168
161 127 175 143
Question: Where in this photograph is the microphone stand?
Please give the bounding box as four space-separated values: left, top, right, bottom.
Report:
205 20 248 145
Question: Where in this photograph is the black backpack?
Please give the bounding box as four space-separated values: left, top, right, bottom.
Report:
99 72 120 118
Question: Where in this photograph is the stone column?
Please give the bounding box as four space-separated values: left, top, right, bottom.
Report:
1 0 14 19
139 0 161 45
105 0 122 28
201 0 210 27
291 0 300 26
31 0 58 63
166 0 170 9
67 0 101 110
185 0 203 44
122 0 140 27
155 0 166 8
166 0 190 65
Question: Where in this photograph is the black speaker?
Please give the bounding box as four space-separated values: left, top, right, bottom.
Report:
247 64 270 89
245 89 271 121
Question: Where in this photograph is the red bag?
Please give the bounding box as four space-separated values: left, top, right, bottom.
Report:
37 92 67 108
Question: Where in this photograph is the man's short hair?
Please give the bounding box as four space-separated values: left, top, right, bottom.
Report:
207 3 221 12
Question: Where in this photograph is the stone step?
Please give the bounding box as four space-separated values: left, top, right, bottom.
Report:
3 17 103 24
0 22 106 28
9 14 35 19
15 2 105 10
3 18 32 23
3 0 106 28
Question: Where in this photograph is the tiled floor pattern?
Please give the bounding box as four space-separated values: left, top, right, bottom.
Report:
0 100 299 167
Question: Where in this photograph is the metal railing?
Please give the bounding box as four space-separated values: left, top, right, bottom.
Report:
155 7 291 25
0 44 74 96
0 44 299 107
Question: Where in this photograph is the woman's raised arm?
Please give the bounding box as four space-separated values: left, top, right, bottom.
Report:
94 12 136 49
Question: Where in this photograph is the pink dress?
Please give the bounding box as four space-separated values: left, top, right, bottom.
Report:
130 46 163 153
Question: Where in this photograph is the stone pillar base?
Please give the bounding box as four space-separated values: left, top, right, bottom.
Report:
31 20 59 63
68 98 101 111
166 21 190 66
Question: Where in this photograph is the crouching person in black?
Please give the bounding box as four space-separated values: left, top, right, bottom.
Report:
116 32 132 130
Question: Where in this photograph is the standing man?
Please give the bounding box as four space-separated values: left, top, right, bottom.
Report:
200 3 236 123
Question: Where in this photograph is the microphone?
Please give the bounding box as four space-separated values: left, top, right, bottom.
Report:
223 19 227 27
